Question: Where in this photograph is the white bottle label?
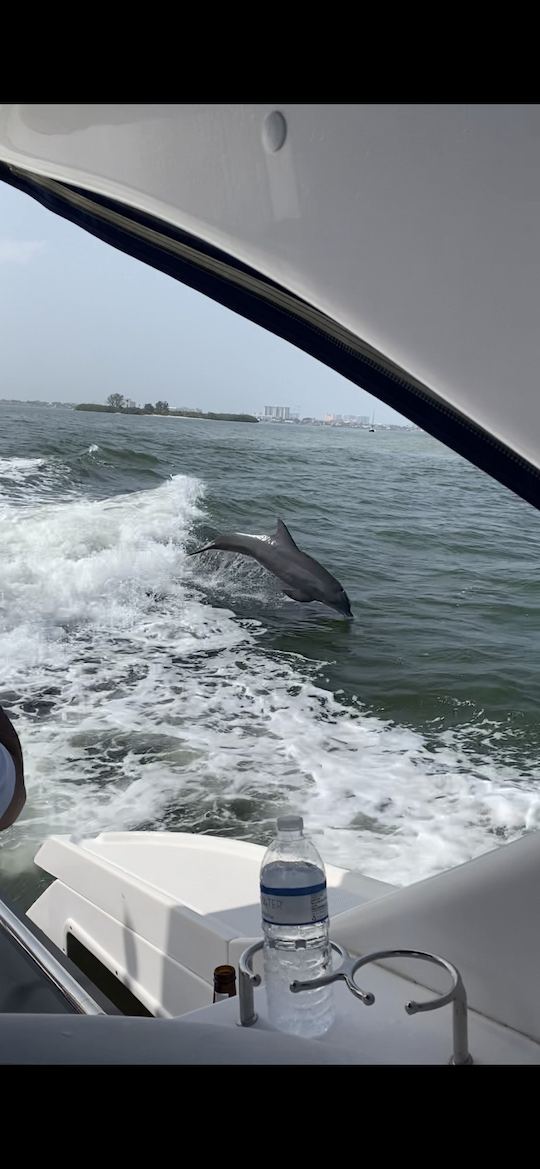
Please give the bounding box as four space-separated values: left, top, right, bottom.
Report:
260 881 328 926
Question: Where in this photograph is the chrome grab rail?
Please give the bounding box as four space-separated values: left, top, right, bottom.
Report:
0 896 105 1016
239 938 473 1064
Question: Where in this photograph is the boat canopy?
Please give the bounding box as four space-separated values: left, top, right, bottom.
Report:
0 104 538 507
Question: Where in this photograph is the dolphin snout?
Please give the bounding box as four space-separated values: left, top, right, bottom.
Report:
333 593 354 619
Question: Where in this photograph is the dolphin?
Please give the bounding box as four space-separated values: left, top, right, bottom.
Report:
189 518 353 618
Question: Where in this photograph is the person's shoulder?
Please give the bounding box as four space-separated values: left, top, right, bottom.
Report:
0 741 16 772
0 710 26 828
0 742 16 817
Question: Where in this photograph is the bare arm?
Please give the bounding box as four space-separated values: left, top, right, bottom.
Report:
0 706 26 829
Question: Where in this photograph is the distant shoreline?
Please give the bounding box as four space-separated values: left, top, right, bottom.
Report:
0 401 417 430
74 405 259 424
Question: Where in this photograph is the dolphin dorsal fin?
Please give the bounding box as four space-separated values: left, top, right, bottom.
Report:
274 518 299 548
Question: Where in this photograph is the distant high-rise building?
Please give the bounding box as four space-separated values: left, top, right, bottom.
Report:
264 405 291 420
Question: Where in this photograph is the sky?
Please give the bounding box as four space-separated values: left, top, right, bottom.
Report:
0 181 408 423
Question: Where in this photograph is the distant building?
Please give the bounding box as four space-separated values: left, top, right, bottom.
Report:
264 405 291 420
322 411 376 427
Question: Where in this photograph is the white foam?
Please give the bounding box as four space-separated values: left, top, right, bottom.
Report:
0 455 76 508
0 456 45 482
0 471 537 886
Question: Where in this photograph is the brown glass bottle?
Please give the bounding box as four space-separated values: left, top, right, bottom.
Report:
213 964 237 1002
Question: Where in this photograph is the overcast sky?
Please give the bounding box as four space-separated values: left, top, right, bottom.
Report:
0 181 408 422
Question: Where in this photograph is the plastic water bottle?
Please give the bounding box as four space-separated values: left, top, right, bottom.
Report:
260 815 335 1038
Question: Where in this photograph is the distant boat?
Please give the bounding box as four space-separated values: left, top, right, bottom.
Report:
369 412 375 432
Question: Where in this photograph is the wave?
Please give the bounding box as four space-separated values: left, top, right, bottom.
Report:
0 471 537 887
0 453 79 508
0 455 45 484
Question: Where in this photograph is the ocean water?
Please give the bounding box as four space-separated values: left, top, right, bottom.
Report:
1 403 540 908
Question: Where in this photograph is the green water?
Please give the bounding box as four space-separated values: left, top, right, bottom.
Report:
1 403 540 904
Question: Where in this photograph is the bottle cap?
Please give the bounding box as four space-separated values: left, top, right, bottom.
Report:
277 815 303 833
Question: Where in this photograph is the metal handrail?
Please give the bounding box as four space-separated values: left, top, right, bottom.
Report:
0 896 105 1016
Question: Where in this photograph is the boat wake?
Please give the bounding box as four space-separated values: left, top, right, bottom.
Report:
0 468 538 889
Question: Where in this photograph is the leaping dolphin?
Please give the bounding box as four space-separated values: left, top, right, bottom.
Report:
189 518 353 619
